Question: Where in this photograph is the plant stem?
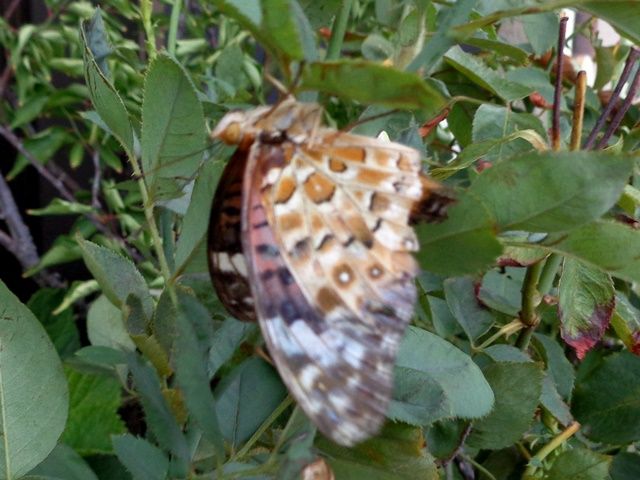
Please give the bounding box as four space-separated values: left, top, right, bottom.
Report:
551 16 568 151
516 261 544 350
140 0 157 60
595 63 640 149
570 70 587 151
325 0 353 60
464 455 497 480
127 152 174 298
167 0 182 56
584 47 640 149
231 395 293 462
523 422 580 479
537 254 563 296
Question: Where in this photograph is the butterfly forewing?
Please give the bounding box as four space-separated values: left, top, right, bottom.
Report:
209 98 438 446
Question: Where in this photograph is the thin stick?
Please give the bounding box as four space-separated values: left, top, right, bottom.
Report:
584 47 640 149
515 261 544 350
570 71 587 151
0 125 75 202
523 422 580 479
91 149 102 209
551 17 569 151
325 0 353 60
595 64 640 149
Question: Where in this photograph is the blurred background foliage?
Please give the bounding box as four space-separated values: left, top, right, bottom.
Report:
1 1 640 479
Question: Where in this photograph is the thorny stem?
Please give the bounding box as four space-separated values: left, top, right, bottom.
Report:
584 47 640 149
140 0 157 60
570 71 587 151
523 422 580 479
516 261 544 350
551 17 568 151
595 63 640 149
325 0 353 60
537 254 563 296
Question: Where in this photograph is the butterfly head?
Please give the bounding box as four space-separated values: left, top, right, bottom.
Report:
211 110 252 146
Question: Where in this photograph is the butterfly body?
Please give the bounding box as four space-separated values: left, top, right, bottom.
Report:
208 98 444 446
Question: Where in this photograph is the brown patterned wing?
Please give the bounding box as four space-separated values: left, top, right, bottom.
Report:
245 130 431 446
208 148 256 322
242 140 400 446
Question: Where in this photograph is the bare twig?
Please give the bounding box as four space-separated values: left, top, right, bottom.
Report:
584 47 640 149
437 423 474 468
0 171 63 287
0 124 76 202
551 17 568 151
91 149 102 209
595 64 640 149
570 71 587 151
3 0 22 22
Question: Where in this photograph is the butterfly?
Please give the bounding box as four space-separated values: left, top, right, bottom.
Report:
207 97 449 446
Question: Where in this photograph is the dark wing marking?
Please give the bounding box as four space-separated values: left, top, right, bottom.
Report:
208 148 256 322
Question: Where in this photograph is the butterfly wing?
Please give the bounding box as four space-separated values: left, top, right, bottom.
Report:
208 149 256 322
242 132 425 446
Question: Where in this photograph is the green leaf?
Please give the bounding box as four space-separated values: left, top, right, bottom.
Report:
28 199 95 216
216 0 304 63
532 334 575 399
545 448 611 480
478 268 523 317
416 191 503 276
406 0 477 73
521 12 559 55
173 294 224 457
317 423 438 479
81 16 134 156
431 128 547 180
558 259 615 360
472 104 547 162
610 452 640 480
444 277 494 342
444 46 533 101
299 0 341 29
572 352 640 444
207 318 256 377
214 357 288 446
24 235 83 276
468 361 543 450
300 61 447 115
112 434 169 480
82 7 113 77
0 279 69 480
27 444 99 480
28 288 81 360
126 354 190 474
61 368 126 454
174 160 224 273
390 326 494 425
582 1 640 45
77 238 153 318
469 152 633 232
537 221 640 284
611 294 640 356
262 0 304 60
10 94 49 129
141 53 206 192
540 375 573 426
87 295 136 352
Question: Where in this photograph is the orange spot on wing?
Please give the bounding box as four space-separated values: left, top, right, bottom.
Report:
330 146 365 163
304 172 336 203
274 176 296 204
357 168 390 185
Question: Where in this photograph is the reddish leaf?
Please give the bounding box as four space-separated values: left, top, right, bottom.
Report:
611 294 640 356
558 259 615 359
